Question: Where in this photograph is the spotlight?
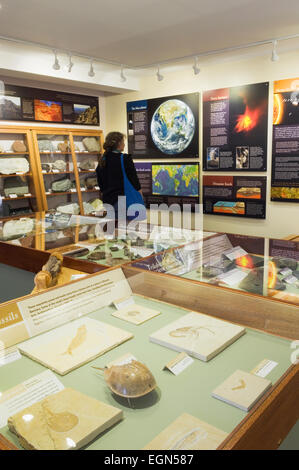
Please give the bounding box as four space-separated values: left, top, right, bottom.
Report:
120 65 126 82
88 60 95 77
67 54 74 73
192 56 200 75
271 40 279 62
52 50 60 71
156 65 164 82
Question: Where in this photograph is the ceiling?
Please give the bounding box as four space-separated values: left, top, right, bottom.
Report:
1 0 299 67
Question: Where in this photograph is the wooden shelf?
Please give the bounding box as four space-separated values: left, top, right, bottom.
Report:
0 213 35 222
0 173 32 178
42 171 74 175
75 152 101 155
2 194 35 201
45 191 77 197
0 153 29 156
39 152 72 155
82 189 100 193
78 170 97 173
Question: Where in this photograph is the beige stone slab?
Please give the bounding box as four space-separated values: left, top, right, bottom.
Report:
112 304 161 325
144 413 228 450
212 369 272 411
149 312 245 361
8 388 123 450
18 317 133 375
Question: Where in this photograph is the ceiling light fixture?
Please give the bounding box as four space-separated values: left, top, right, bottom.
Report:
192 56 200 75
52 50 60 71
271 40 279 62
156 65 164 82
67 54 74 73
88 59 95 77
120 65 126 82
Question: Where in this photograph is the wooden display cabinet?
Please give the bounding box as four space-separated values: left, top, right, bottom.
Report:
0 266 297 450
32 128 104 216
0 128 43 221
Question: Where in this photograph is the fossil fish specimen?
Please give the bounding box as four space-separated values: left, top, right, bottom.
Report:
168 427 208 450
63 325 87 356
232 379 246 391
42 404 79 433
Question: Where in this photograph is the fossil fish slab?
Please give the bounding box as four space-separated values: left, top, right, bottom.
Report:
144 413 228 450
8 388 123 450
18 317 133 375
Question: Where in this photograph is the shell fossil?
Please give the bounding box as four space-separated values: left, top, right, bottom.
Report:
93 360 157 398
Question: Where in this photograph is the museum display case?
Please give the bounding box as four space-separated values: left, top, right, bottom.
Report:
0 128 42 221
32 128 104 217
129 231 299 311
0 266 298 450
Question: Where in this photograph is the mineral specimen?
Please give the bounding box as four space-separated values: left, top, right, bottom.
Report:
57 142 69 153
79 159 96 171
38 140 55 152
12 141 27 153
56 203 80 215
82 137 101 152
85 176 97 189
3 176 29 197
0 157 29 175
51 178 72 193
52 160 67 172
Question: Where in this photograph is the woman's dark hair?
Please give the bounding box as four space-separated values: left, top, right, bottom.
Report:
99 132 125 168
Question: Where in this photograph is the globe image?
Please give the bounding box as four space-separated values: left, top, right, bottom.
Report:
150 99 195 154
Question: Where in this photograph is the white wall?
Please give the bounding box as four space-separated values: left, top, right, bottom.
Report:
105 50 299 239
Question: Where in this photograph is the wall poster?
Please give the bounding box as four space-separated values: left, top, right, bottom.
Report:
0 82 99 125
135 162 199 210
271 78 299 202
203 82 269 171
203 175 266 219
127 93 199 159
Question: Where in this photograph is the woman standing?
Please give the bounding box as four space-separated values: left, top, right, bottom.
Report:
96 132 144 219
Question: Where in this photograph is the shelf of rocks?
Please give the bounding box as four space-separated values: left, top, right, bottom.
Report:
45 190 78 197
0 173 32 178
42 171 74 176
0 213 35 221
2 193 34 201
0 152 29 156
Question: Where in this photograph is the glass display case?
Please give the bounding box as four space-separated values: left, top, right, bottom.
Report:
128 231 299 310
33 130 82 215
71 130 103 216
0 266 297 450
0 129 42 221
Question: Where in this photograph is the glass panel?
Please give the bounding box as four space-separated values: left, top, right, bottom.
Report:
0 132 38 219
37 133 80 215
72 134 102 215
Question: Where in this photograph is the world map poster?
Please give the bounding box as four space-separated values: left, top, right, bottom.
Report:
127 93 199 159
271 77 299 202
203 82 269 171
135 162 199 210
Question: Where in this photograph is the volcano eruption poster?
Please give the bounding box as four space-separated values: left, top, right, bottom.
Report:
203 83 269 171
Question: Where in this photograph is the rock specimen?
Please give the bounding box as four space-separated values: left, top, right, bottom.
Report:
2 217 35 239
12 141 27 152
38 140 54 152
51 178 72 193
57 142 69 153
79 159 96 171
3 176 29 197
272 257 297 271
82 137 101 152
85 176 97 189
42 163 51 172
56 203 80 215
7 388 123 450
52 159 67 172
0 157 29 175
88 251 106 261
34 252 63 291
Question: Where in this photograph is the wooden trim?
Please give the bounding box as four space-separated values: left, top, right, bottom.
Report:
123 266 299 340
0 433 18 451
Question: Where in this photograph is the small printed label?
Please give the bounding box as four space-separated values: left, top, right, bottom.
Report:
0 346 22 367
71 274 88 281
251 359 278 378
284 275 297 285
164 352 194 376
114 296 135 311
95 186 100 190
9 194 18 199
70 188 76 193
52 169 59 173
24 193 31 197
42 170 46 173
223 246 248 261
